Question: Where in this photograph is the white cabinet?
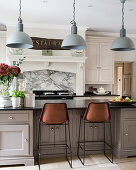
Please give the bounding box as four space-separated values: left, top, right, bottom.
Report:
0 31 6 63
0 125 29 156
85 42 99 83
85 37 114 84
0 110 34 166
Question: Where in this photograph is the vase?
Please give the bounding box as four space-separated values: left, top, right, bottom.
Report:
12 97 21 108
0 83 10 97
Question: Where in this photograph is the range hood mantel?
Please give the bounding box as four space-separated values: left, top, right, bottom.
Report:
7 55 87 63
7 55 87 96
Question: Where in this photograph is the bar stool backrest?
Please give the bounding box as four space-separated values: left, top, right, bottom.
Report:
83 102 110 123
40 103 69 125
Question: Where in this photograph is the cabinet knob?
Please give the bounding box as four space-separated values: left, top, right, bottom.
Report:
51 127 54 131
8 116 14 120
125 133 128 136
89 126 93 128
56 127 59 130
24 138 28 142
94 126 98 129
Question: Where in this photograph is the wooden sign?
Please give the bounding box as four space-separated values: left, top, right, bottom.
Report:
31 37 64 50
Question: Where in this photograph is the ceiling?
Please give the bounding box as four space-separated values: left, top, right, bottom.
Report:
0 0 136 33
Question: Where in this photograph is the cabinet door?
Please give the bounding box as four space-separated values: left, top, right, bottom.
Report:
122 75 131 97
41 125 55 144
85 123 94 141
99 69 113 83
99 43 114 84
123 120 136 149
93 123 104 141
0 31 6 63
100 43 113 69
0 125 29 156
55 125 65 144
85 42 99 83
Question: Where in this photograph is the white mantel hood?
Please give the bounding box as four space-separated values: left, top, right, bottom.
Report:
7 55 87 64
7 55 87 95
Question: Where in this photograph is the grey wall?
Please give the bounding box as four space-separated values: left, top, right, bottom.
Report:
23 69 76 92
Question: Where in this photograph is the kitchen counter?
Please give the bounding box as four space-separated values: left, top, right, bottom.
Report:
0 99 136 110
73 94 120 100
74 94 119 97
1 98 136 166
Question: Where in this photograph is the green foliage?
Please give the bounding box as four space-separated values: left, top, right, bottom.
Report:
14 57 26 67
11 90 25 98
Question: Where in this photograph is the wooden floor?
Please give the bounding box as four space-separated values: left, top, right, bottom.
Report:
1 155 136 170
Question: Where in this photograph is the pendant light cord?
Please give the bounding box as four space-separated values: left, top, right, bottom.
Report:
122 2 125 29
18 0 22 21
70 0 76 25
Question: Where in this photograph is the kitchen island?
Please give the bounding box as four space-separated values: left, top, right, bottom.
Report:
0 99 136 166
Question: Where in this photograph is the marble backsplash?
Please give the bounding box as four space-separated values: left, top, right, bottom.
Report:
23 69 76 92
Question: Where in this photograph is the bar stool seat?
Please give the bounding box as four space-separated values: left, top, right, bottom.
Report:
37 103 72 169
77 102 113 165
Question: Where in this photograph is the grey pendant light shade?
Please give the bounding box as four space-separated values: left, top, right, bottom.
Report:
6 19 33 49
111 0 135 51
61 0 86 50
6 0 33 49
111 28 135 51
61 23 86 50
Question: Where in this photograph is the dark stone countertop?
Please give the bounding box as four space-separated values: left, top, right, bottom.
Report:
74 94 119 97
0 99 136 111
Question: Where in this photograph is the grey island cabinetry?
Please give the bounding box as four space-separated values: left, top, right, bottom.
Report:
0 110 34 166
1 99 136 166
113 108 136 158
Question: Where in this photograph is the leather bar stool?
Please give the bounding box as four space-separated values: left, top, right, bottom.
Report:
37 103 72 170
77 102 113 165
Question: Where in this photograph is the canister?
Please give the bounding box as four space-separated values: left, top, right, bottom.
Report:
24 93 35 107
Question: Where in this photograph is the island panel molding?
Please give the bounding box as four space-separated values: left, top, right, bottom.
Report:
31 37 64 50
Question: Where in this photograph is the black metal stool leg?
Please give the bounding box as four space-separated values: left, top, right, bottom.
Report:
67 121 72 168
110 121 113 163
83 120 85 165
77 117 83 164
77 118 86 165
77 117 81 157
65 122 68 160
37 122 41 170
104 122 105 155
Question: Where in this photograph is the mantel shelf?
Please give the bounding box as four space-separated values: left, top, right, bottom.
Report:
7 55 87 63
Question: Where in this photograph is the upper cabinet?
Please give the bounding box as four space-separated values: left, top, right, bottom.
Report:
0 31 6 63
85 36 114 84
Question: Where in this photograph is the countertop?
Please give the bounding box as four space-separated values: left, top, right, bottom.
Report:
0 99 136 110
74 94 119 97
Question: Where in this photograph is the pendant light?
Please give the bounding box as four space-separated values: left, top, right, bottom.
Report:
111 0 135 51
6 0 33 49
61 0 86 50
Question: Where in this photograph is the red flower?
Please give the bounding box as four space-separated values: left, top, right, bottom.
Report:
9 66 21 76
0 63 10 77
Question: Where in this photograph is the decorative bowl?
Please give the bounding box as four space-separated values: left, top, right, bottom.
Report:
93 91 109 95
109 100 136 106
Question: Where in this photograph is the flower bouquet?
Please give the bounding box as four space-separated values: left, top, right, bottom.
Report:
0 63 21 97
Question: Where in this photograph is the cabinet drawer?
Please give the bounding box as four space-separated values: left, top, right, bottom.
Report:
122 109 136 119
0 112 29 123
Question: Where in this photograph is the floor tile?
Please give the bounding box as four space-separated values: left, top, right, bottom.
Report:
4 154 136 170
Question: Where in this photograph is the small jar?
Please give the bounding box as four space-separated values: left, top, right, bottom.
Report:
18 79 26 91
24 93 35 107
